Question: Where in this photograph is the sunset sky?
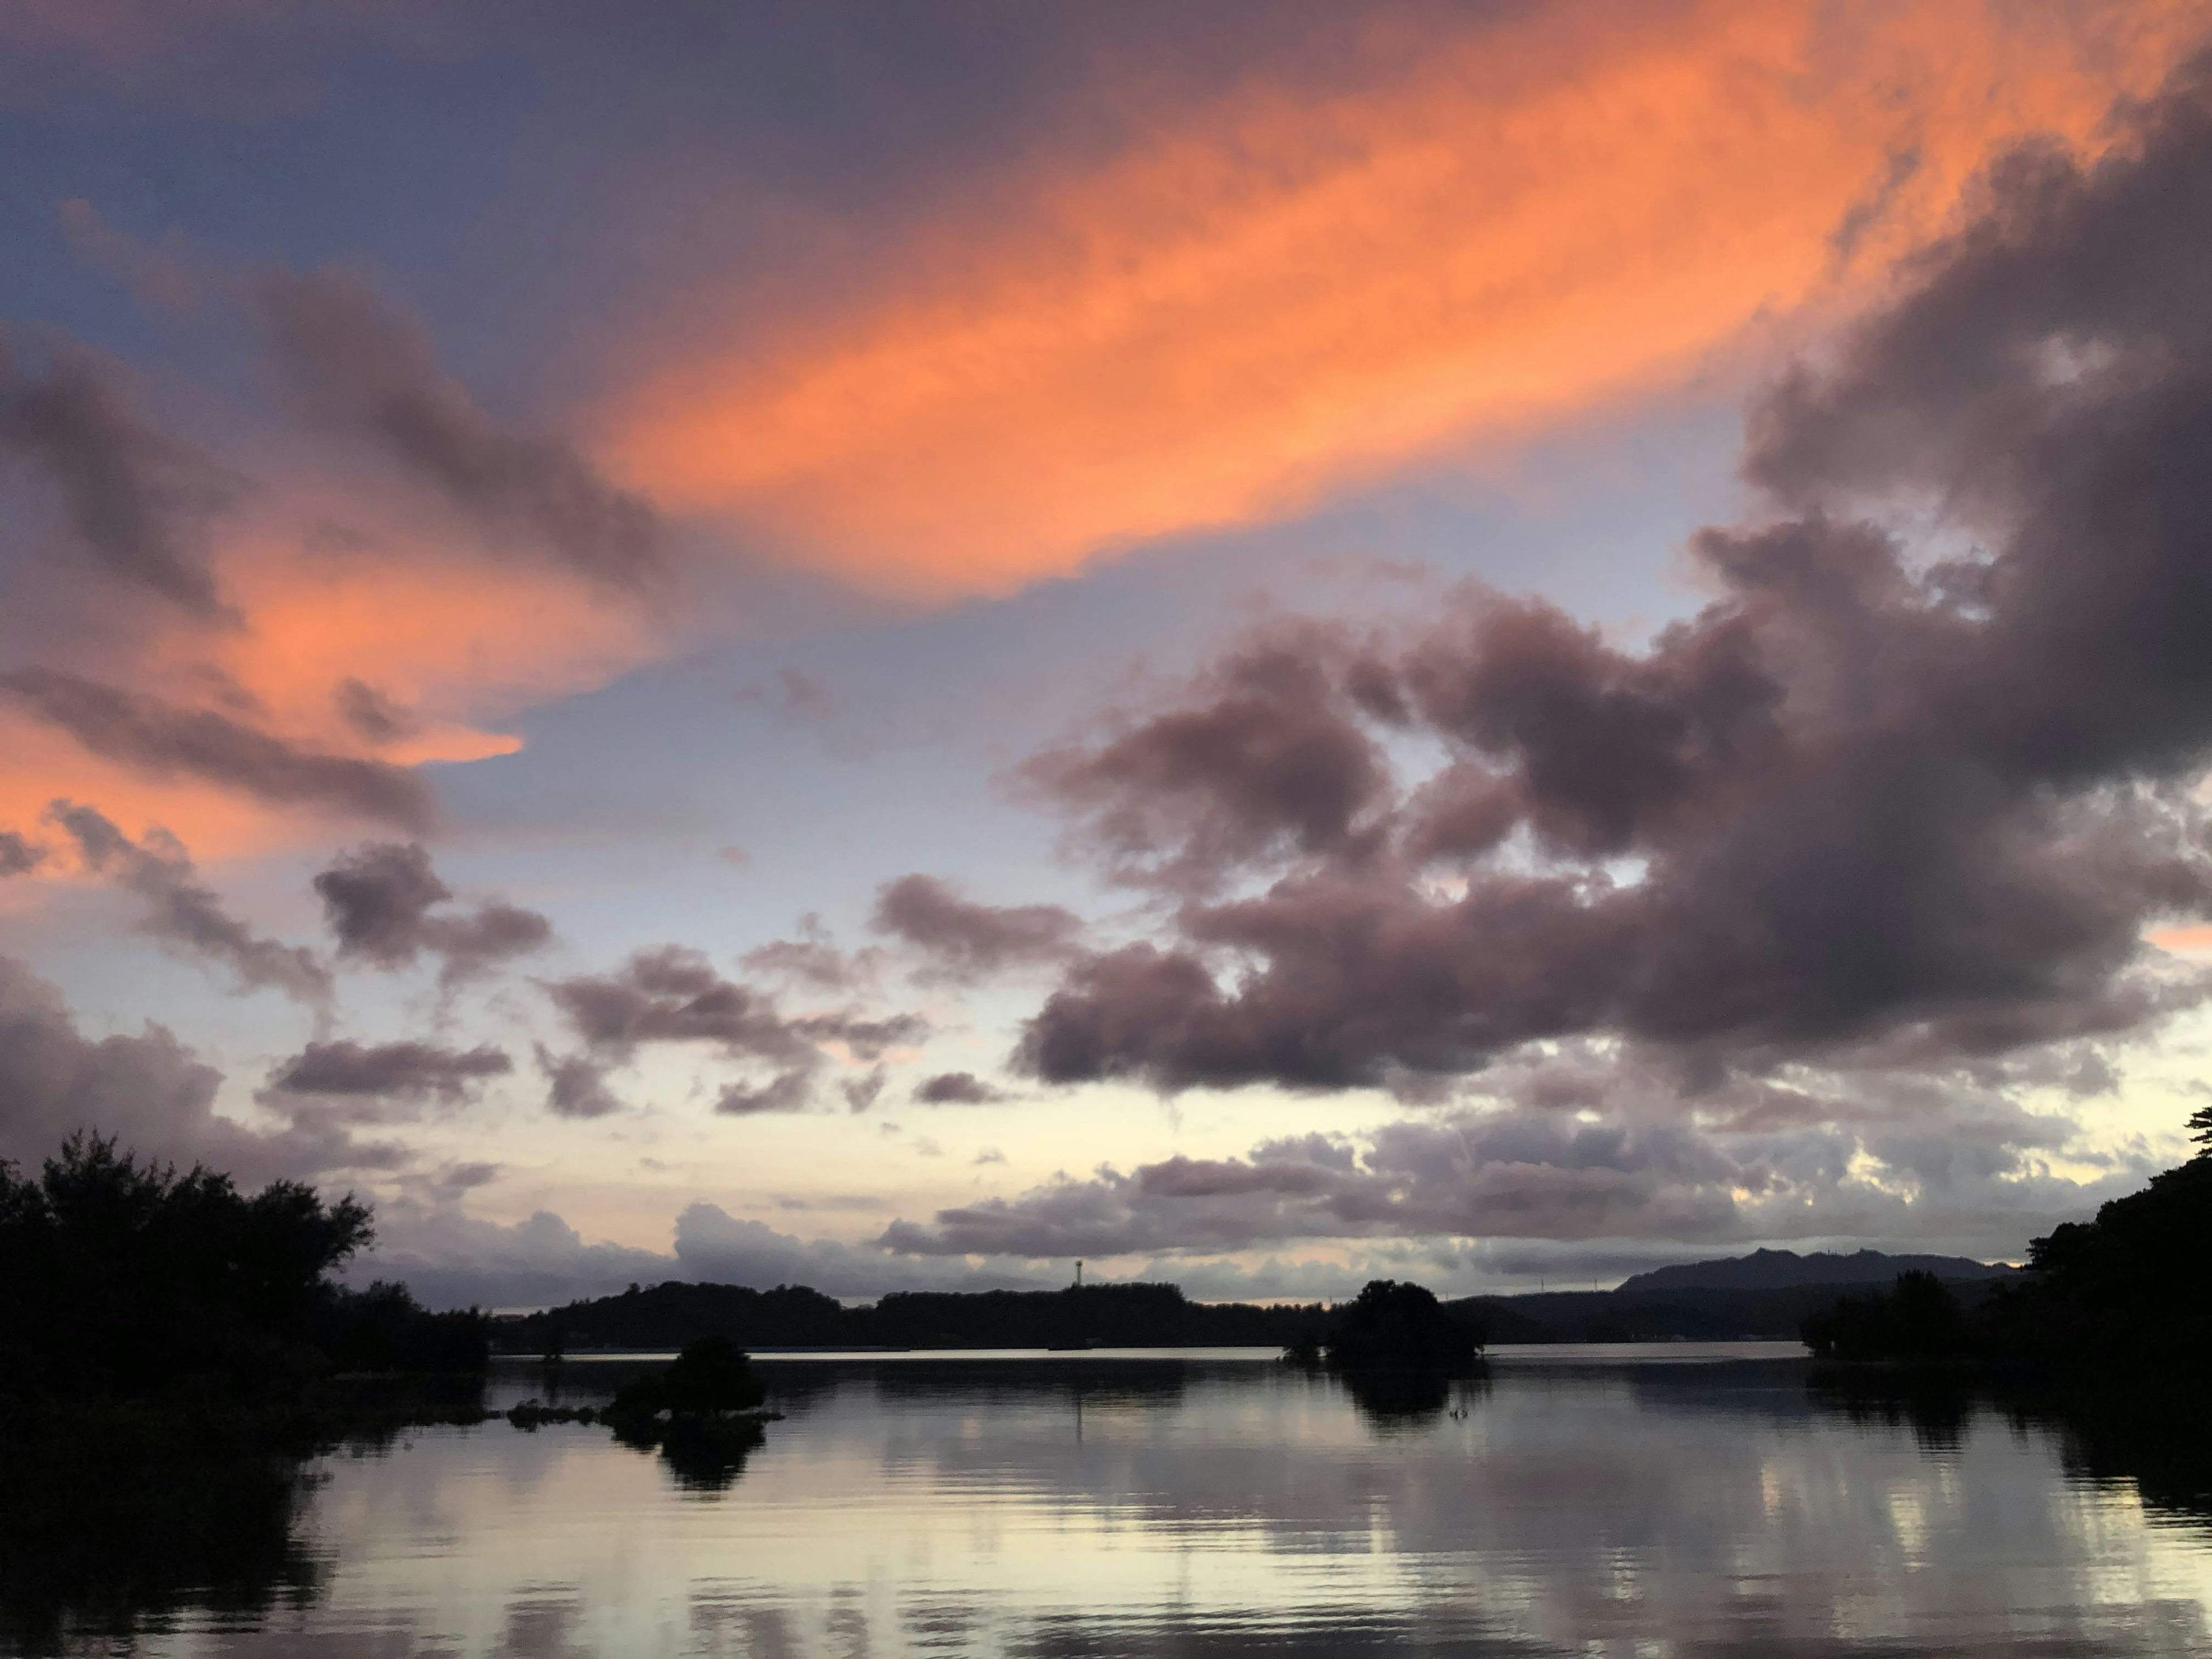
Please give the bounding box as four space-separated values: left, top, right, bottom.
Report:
6 0 2212 1309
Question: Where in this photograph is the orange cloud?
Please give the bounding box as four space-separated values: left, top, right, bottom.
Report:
601 0 2210 598
2149 925 2212 956
0 495 664 865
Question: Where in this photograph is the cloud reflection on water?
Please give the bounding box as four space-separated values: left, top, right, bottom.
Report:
43 1354 2212 1657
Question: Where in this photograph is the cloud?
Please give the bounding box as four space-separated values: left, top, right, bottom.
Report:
332 678 420 745
347 1202 680 1312
351 1195 1056 1310
0 831 43 877
741 914 883 993
914 1070 1005 1105
56 199 214 313
871 873 1083 981
546 945 822 1059
841 1066 888 1113
672 1203 1046 1299
540 944 927 1117
258 268 665 590
48 800 331 1008
0 334 239 616
599 2 2204 597
883 1050 2153 1265
312 840 552 986
262 1039 512 1107
0 951 398 1182
1014 77 2212 1094
534 1045 624 1120
714 1069 816 1117
3 669 434 831
1018 626 1393 893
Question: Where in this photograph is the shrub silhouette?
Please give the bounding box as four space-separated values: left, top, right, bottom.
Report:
0 1133 484 1396
1319 1280 1484 1372
606 1337 766 1424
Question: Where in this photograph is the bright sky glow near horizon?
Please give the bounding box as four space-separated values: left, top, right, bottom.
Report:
6 0 2212 1309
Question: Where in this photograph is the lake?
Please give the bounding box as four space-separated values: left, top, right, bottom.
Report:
18 1344 2212 1656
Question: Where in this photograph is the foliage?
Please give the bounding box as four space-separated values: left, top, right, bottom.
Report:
495 1278 1326 1353
605 1336 767 1421
1804 1124 2212 1371
1801 1271 1967 1362
600 1337 772 1491
1314 1279 1486 1373
314 1280 491 1375
0 1134 485 1398
1976 1150 2212 1369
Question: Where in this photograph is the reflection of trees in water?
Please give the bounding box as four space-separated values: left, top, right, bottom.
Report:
1336 1365 1489 1431
614 1414 768 1494
0 1430 323 1652
1808 1373 2212 1524
0 1378 489 1650
1807 1370 1974 1452
2004 1385 2212 1525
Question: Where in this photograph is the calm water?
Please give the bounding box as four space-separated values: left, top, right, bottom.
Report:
26 1344 2212 1657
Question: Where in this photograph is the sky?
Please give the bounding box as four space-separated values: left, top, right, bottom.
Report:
5 0 2212 1309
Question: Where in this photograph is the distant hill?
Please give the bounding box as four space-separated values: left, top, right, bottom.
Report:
1616 1248 2016 1294
495 1281 1324 1354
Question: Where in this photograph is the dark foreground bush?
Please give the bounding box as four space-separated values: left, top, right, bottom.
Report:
0 1134 486 1400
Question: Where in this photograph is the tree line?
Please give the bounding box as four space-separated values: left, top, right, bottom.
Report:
1804 1116 2212 1369
0 1133 486 1402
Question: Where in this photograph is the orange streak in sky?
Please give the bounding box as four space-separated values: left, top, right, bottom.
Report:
0 504 661 863
602 0 2209 597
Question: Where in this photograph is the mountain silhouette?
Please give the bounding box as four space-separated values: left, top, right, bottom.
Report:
1618 1249 2016 1295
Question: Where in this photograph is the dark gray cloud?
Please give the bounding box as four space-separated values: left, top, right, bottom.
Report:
914 1070 1005 1105
714 1069 816 1116
1015 79 2212 1094
332 678 421 745
0 951 400 1182
263 1039 512 1105
48 801 332 1007
842 1065 888 1113
545 944 924 1060
544 945 819 1059
3 668 434 830
312 841 552 986
534 1045 624 1119
258 268 664 590
871 873 1084 981
540 944 927 1118
1018 624 1393 893
0 336 240 616
0 831 42 877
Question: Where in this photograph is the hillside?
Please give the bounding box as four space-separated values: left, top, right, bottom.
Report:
497 1281 1324 1354
1616 1248 2016 1295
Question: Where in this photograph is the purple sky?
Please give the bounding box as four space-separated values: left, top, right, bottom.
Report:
4 2 2210 1307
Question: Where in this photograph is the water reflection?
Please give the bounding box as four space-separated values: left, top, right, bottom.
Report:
0 1375 486 1655
1807 1370 2212 1525
0 1440 321 1654
5 1350 2210 1655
